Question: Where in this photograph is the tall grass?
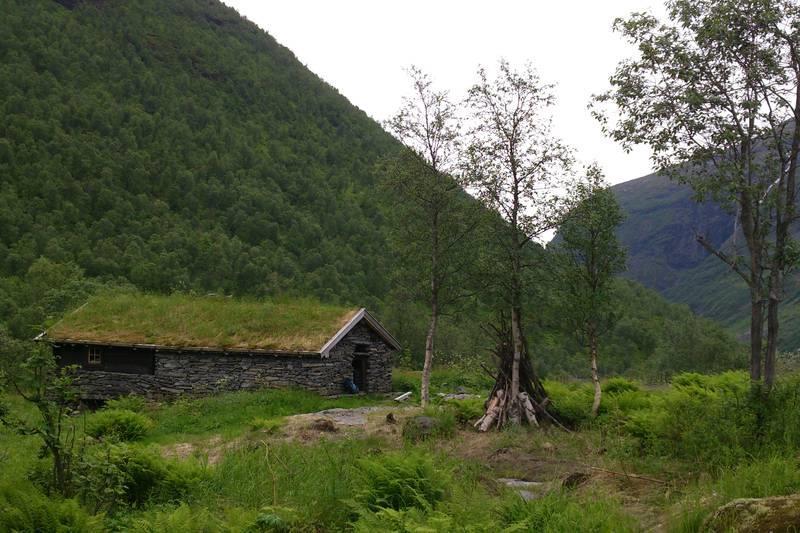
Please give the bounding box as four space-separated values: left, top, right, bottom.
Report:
146 388 381 441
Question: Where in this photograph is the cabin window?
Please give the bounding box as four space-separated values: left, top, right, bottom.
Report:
354 342 370 353
87 346 102 365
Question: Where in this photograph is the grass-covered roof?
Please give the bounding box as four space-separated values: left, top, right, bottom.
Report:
47 292 359 352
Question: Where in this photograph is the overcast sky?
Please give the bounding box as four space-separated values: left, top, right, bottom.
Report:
223 0 665 185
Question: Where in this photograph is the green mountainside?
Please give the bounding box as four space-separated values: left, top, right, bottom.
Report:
0 0 396 308
0 0 742 376
612 172 800 349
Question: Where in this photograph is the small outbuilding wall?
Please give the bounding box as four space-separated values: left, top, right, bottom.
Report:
55 320 394 399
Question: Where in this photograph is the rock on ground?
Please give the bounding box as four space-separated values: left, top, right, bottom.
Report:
704 494 800 532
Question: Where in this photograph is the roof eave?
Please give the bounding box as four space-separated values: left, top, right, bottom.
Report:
43 336 322 357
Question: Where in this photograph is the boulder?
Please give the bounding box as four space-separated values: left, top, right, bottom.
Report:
704 494 800 532
402 416 439 441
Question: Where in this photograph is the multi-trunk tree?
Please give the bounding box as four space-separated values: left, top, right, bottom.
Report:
384 67 478 407
594 0 800 388
555 169 626 417
464 61 576 428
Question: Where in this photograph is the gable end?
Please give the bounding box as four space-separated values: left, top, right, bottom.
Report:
319 308 401 357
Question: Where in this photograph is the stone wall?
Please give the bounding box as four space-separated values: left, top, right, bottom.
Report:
67 319 395 399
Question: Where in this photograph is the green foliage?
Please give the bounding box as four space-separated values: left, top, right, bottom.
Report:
0 342 83 497
0 482 101 532
498 491 637 532
248 417 285 435
352 507 455 532
536 279 745 380
443 397 485 426
603 377 641 395
545 381 594 427
402 409 457 442
392 370 421 396
86 409 153 442
351 452 449 513
77 443 203 510
104 395 148 413
123 504 229 532
554 172 626 381
672 456 800 533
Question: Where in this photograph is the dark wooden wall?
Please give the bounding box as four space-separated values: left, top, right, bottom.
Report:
54 343 155 375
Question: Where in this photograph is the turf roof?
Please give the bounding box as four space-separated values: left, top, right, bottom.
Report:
47 292 359 352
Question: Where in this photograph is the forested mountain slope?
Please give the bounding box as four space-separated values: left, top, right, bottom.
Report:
0 0 396 318
0 0 743 375
612 172 800 349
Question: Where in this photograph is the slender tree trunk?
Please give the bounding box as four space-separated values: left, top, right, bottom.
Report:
589 327 602 417
421 301 437 407
510 303 523 423
509 231 523 424
421 212 439 407
765 284 779 389
750 289 764 383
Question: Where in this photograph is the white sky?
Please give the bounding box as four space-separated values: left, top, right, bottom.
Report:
223 0 664 185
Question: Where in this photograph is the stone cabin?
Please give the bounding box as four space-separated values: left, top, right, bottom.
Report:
42 294 400 399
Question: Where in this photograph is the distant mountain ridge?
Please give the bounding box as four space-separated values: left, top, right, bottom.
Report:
612 172 800 349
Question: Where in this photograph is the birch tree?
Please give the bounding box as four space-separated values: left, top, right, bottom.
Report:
385 67 477 406
556 169 626 417
464 61 575 427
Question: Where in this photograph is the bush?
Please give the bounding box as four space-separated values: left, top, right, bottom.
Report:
402 409 456 442
443 398 484 426
499 491 637 532
545 381 594 427
86 409 153 441
352 452 449 513
105 395 148 412
0 482 101 532
603 377 640 395
392 371 420 397
621 375 756 467
351 507 454 532
77 443 204 510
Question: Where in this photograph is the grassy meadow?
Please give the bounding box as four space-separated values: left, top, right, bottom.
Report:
3 368 800 531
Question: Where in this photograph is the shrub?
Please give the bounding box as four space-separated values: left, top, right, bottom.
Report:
621 378 756 467
499 491 637 532
352 452 449 513
443 398 484 426
105 395 148 412
0 482 101 532
603 377 640 395
402 409 456 442
545 381 593 427
123 504 238 532
392 372 420 396
86 409 153 441
77 443 203 510
351 507 454 532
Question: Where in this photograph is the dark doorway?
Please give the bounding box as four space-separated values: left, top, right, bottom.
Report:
352 352 368 392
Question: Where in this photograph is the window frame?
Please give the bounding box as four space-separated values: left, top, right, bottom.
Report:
87 346 102 365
